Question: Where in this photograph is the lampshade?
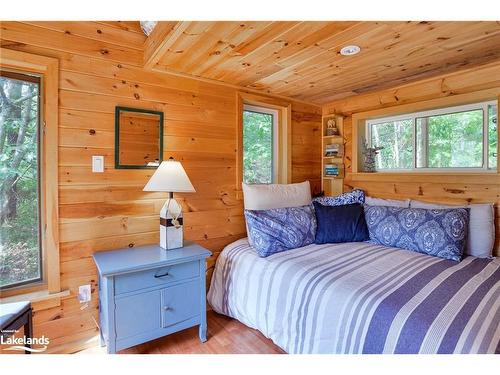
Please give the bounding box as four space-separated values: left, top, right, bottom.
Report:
143 159 195 192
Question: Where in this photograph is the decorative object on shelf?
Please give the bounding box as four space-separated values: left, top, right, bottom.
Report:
362 138 384 172
324 164 339 176
325 143 341 157
143 157 196 250
326 118 339 136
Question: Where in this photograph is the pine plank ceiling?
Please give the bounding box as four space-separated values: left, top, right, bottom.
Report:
141 21 500 104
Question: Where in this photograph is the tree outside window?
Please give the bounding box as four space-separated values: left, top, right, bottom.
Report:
0 71 42 288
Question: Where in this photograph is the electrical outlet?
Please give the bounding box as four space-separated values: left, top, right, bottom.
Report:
78 284 91 303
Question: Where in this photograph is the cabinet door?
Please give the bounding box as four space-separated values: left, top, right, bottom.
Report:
115 289 161 339
161 280 200 328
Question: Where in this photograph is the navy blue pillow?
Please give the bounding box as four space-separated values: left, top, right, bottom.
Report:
313 202 370 244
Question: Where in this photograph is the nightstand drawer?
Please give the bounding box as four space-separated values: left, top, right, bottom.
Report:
161 280 200 328
115 261 199 295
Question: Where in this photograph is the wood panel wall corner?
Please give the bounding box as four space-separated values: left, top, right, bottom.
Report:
0 22 322 353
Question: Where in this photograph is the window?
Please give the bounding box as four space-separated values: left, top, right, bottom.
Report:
366 100 498 171
369 118 413 169
242 104 278 184
0 48 60 298
0 71 42 288
237 92 291 192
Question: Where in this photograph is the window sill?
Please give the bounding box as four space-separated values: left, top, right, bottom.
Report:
0 289 70 304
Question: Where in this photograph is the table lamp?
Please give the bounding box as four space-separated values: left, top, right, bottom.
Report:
143 157 195 250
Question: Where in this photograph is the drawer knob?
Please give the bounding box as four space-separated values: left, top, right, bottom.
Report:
163 306 172 311
154 271 170 278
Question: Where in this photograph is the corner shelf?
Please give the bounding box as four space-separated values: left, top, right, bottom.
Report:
323 156 343 162
323 135 343 141
321 114 344 197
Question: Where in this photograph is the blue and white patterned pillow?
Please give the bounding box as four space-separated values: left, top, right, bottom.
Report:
363 205 469 261
244 205 316 257
313 189 365 206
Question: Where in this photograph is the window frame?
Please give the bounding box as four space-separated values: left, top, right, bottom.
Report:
365 100 497 172
0 48 61 298
242 104 279 184
236 92 292 198
0 70 44 289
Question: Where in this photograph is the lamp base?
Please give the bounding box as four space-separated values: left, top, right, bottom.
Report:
159 197 183 250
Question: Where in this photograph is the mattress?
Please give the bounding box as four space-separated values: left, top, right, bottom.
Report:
207 238 500 354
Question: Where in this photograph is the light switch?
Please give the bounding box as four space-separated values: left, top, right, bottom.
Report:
92 156 104 173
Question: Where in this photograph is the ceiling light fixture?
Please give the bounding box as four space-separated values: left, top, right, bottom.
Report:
340 45 361 56
140 21 158 36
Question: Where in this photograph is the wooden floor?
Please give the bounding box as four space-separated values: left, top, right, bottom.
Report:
79 311 284 354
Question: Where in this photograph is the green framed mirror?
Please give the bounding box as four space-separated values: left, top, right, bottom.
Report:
115 106 164 169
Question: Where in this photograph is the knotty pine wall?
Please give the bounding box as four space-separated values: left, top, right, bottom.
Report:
0 21 321 353
323 61 500 256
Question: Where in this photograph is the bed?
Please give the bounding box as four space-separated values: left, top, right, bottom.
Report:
207 238 500 354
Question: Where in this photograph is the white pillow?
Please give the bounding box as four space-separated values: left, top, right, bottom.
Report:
410 200 495 258
365 196 410 208
242 181 312 244
242 181 312 210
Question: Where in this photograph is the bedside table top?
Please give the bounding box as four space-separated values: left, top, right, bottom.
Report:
93 241 212 277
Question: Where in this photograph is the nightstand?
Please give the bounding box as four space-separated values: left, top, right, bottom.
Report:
93 242 211 354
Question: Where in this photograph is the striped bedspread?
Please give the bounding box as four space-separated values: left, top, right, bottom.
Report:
207 239 500 354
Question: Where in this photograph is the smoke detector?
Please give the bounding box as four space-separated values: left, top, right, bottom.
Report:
340 45 361 56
